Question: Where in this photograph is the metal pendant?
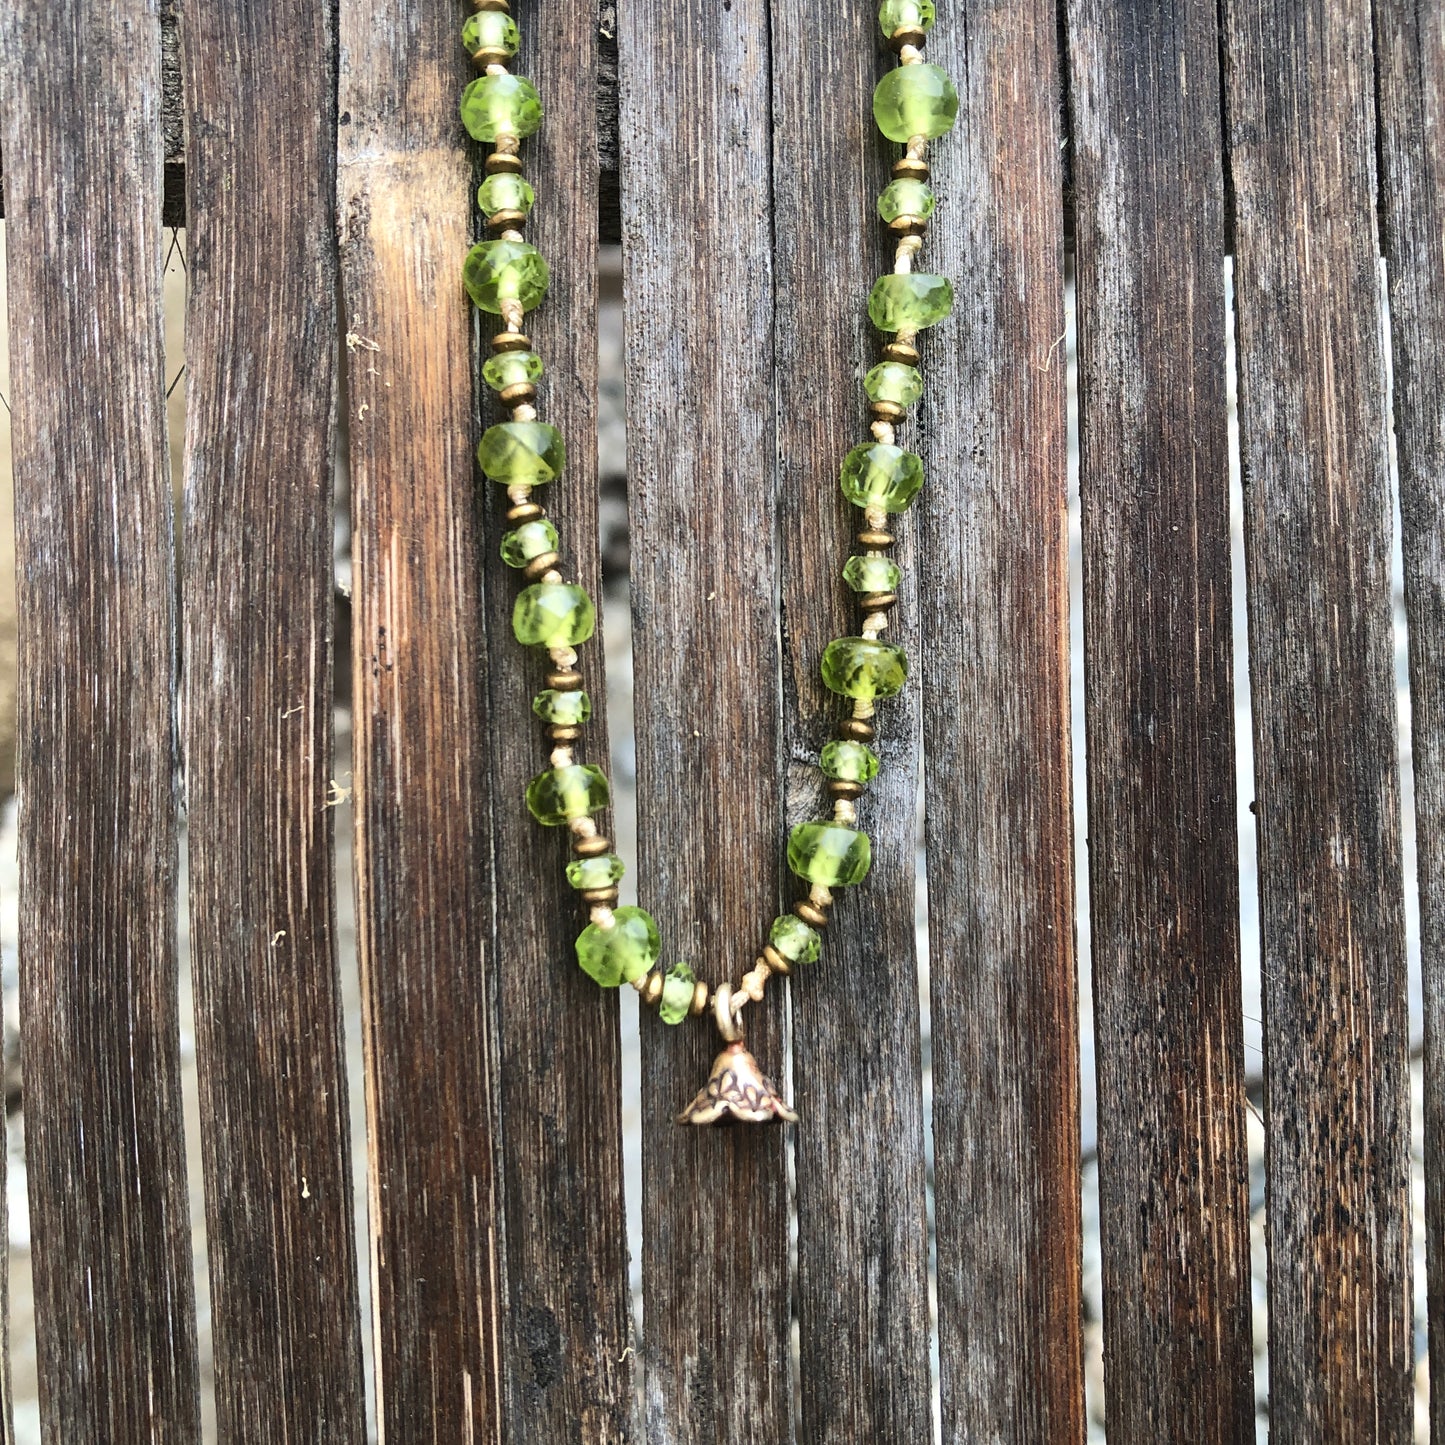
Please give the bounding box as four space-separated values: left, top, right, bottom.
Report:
676 1040 798 1126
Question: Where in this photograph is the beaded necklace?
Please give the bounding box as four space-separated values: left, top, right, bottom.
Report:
458 0 956 1124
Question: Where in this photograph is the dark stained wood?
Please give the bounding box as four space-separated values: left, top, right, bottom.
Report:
338 4 502 1438
1067 0 1255 1437
769 7 932 1442
1373 2 1445 1438
1224 0 1413 1435
618 0 790 1438
0 0 199 1436
178 0 366 1435
485 9 633 1441
921 3 1085 1439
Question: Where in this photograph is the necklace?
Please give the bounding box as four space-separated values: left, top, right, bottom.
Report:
456 0 956 1124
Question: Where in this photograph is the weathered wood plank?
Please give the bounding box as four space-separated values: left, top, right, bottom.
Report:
1067 0 1254 1437
618 0 790 1437
485 8 633 1440
178 0 366 1435
920 3 1086 1439
0 0 198 1436
769 6 932 1442
1224 0 1413 1435
1373 2 1445 1437
338 5 502 1438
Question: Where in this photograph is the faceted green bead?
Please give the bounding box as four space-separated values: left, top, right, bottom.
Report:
788 822 872 888
483 347 544 393
461 10 520 56
513 583 596 647
864 361 924 409
839 442 924 513
821 637 908 700
843 554 903 593
576 906 660 987
477 173 535 220
878 0 936 35
877 178 935 224
477 421 565 485
820 739 881 784
658 962 697 1025
459 72 543 142
872 64 959 143
500 518 559 568
769 914 821 966
532 688 592 725
525 763 609 825
868 273 954 333
463 238 550 314
566 852 625 890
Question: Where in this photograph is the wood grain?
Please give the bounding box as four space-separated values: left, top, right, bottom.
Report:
618 0 791 1438
769 6 932 1442
1373 2 1445 1438
178 0 366 1434
921 3 1085 1439
1225 0 1413 1435
1068 0 1255 1437
338 4 502 1438
485 7 634 1440
0 0 199 1436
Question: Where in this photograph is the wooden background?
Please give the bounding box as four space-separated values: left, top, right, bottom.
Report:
0 0 1441 1440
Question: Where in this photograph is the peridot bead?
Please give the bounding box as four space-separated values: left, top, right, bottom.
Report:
877 178 935 224
576 906 660 987
658 962 696 1024
477 172 536 219
843 554 903 593
864 361 924 409
788 822 872 888
525 763 609 825
461 10 520 56
840 442 924 512
820 739 881 784
566 852 625 890
513 583 595 647
769 914 821 965
878 0 935 35
872 64 959 143
463 238 550 313
868 273 953 333
483 347 544 393
477 421 565 484
501 518 559 568
821 638 908 699
532 688 592 725
460 72 543 143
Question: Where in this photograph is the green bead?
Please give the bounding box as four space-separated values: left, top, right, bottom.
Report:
501 519 559 568
525 763 609 825
840 442 924 513
843 554 903 593
513 583 596 647
658 962 696 1024
461 10 520 56
821 637 908 700
463 238 550 313
532 688 592 725
483 348 544 393
878 0 936 35
769 914 821 966
788 822 872 888
477 421 565 484
820 739 881 784
576 906 660 987
566 852 625 890
477 172 536 218
864 361 924 409
872 64 959 143
868 273 953 333
877 179 935 224
459 72 543 143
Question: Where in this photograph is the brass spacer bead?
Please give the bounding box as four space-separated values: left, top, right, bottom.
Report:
869 400 905 423
827 779 865 800
581 886 620 907
474 0 510 9
523 551 561 581
475 46 511 67
547 668 584 690
642 972 665 1006
857 528 895 548
892 157 929 184
499 381 536 406
549 724 581 743
485 152 524 175
761 944 791 976
492 330 532 353
794 900 830 929
888 214 929 236
690 980 710 1016
889 24 927 49
860 591 898 610
487 208 528 231
838 717 876 742
881 341 920 366
506 500 544 523
573 833 611 857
